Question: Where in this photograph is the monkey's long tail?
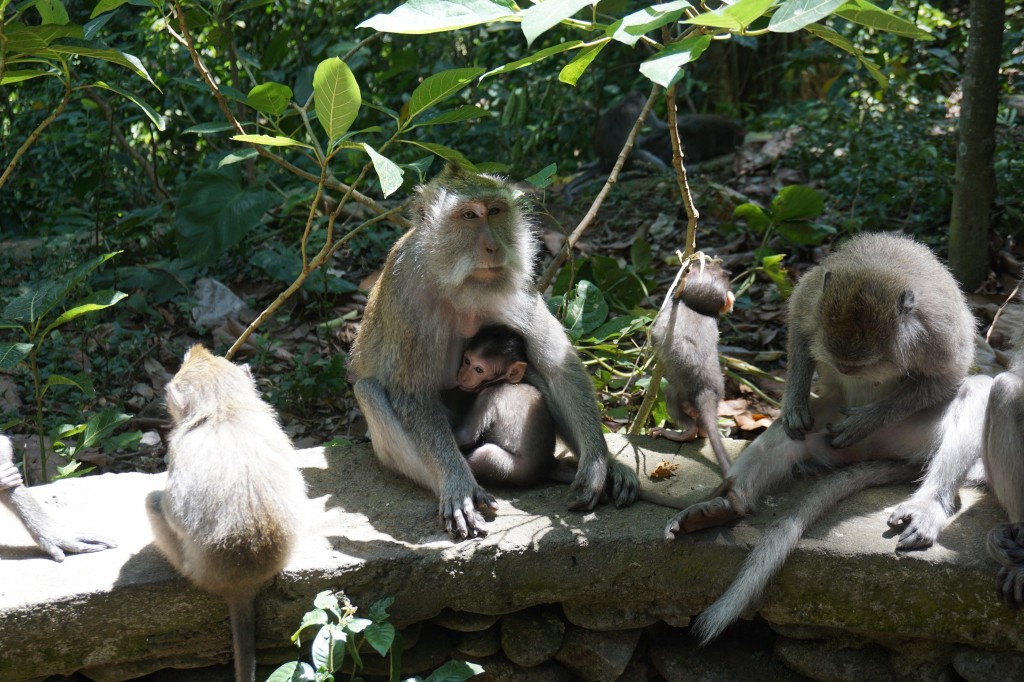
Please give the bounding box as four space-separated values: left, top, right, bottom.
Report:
228 597 256 682
692 460 919 645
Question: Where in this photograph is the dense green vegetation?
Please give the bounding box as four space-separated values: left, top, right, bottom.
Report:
0 0 1021 481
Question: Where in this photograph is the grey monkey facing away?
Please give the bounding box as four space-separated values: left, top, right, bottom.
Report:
147 345 307 682
0 434 116 561
665 232 985 644
651 257 735 476
348 163 639 540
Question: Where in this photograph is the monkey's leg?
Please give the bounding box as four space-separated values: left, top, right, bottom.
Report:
888 375 993 550
355 378 497 539
145 490 190 572
1 487 116 562
982 371 1024 606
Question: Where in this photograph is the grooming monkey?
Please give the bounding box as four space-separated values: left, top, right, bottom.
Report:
651 256 735 476
983 337 1024 606
0 434 115 561
147 345 307 682
348 163 639 539
453 325 557 486
665 232 983 643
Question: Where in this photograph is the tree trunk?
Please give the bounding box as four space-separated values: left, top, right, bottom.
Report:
948 0 1004 291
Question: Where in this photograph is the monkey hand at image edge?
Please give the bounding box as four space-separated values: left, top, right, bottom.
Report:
988 522 1024 606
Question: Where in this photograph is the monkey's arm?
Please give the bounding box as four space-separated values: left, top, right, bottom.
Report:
887 374 992 549
355 378 497 539
522 299 639 510
780 307 817 441
1 487 116 561
0 462 23 490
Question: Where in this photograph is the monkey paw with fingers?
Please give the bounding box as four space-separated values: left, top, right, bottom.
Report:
606 460 639 508
36 529 117 563
987 523 1024 607
440 484 497 540
780 398 813 441
825 405 882 449
568 455 608 511
887 499 947 550
0 462 23 490
664 495 742 541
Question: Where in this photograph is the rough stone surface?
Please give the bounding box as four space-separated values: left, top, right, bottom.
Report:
554 624 641 682
774 638 896 682
474 656 572 682
562 599 661 630
1 433 1023 681
432 609 499 632
499 607 565 667
952 647 1024 682
649 624 808 682
455 627 501 657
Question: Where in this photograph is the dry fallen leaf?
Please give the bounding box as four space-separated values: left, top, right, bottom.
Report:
649 460 680 480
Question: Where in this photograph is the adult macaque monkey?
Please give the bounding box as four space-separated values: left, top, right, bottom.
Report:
348 163 640 539
665 233 982 643
983 338 1024 606
147 345 307 682
651 255 735 476
0 434 116 561
453 325 557 486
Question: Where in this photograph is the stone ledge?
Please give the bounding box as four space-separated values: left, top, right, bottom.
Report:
0 434 1020 680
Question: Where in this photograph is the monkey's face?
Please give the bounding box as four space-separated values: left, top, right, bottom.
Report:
818 273 904 380
458 350 502 391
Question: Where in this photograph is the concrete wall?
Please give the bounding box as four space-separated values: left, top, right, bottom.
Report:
0 434 1021 681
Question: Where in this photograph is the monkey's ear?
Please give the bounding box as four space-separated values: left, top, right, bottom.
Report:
166 383 187 415
721 291 736 315
506 361 527 384
897 289 916 314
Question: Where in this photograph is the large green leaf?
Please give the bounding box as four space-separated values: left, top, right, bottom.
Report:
362 144 404 198
311 625 346 673
564 280 609 340
0 343 33 371
248 81 293 116
684 0 777 29
521 0 593 46
232 133 312 149
836 0 932 39
3 251 122 324
79 408 133 450
413 104 490 128
36 0 70 26
252 246 359 294
803 23 886 86
93 81 166 130
358 0 518 34
48 38 157 87
44 289 127 336
405 67 484 124
483 41 583 80
770 184 824 222
174 168 277 264
90 0 134 19
313 58 360 141
768 0 844 33
5 22 82 54
423 659 484 682
399 140 476 168
266 661 316 682
559 39 608 86
610 1 689 47
639 34 712 88
1 69 55 85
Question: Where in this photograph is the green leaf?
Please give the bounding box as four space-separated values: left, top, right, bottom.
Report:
521 0 593 46
802 22 886 87
292 609 330 642
362 144 404 198
5 22 83 54
769 0 843 33
483 41 584 80
405 67 484 124
684 0 777 30
835 0 932 39
183 122 236 134
311 624 346 673
367 596 394 622
48 38 156 87
559 39 608 86
770 185 824 222
266 661 317 682
232 133 312 149
399 140 475 168
777 220 836 246
218 148 260 167
639 34 712 88
313 591 341 613
733 203 771 233
93 81 166 130
37 0 70 25
77 408 132 450
173 168 277 264
313 57 361 141
423 659 485 682
1 69 54 85
358 0 518 34
631 238 653 275
364 621 395 657
3 251 122 324
44 289 127 335
761 253 793 298
524 163 557 189
90 0 134 19
248 81 293 116
252 245 359 294
0 343 32 371
611 1 690 47
564 280 609 340
414 105 490 128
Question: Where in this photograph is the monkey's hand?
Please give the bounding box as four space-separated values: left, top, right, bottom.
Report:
605 460 639 508
887 499 949 550
988 523 1024 607
780 396 813 441
440 482 497 540
0 462 23 490
568 454 607 511
664 495 742 541
35 529 118 563
825 404 883 449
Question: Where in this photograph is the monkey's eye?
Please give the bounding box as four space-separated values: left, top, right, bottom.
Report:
463 357 470 366
474 367 484 374
462 210 479 220
487 206 501 216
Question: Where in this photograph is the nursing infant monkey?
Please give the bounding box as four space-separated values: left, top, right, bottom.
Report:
0 434 115 561
651 256 735 476
349 163 639 539
668 233 992 643
147 345 307 682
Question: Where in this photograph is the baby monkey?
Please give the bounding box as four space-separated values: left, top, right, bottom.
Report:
650 255 735 476
453 326 557 486
147 345 307 682
0 434 115 561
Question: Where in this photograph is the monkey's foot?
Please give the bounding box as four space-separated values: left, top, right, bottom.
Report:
887 499 948 550
38 531 118 562
650 426 699 443
987 523 1024 607
664 481 743 540
568 456 608 511
440 487 498 540
605 460 640 508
